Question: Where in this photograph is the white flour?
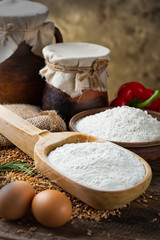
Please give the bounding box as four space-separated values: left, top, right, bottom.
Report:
75 106 160 142
48 141 145 191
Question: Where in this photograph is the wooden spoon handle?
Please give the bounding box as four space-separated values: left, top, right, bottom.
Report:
0 105 48 158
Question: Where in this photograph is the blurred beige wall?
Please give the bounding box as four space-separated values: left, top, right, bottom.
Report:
35 0 160 101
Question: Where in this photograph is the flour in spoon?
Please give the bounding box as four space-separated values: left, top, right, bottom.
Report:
48 141 145 191
75 106 160 142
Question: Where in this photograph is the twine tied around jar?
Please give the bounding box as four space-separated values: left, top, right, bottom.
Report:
0 23 40 44
0 23 55 45
0 23 14 44
46 57 110 90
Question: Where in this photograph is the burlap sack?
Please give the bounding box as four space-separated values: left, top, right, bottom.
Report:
0 104 67 147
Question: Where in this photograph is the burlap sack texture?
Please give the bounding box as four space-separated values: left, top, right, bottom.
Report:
0 104 67 146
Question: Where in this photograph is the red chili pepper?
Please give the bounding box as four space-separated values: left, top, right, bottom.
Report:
110 82 160 112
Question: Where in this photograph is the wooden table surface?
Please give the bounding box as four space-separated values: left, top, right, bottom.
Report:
0 161 160 240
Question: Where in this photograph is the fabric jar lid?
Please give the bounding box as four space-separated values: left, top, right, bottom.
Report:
0 0 55 63
43 42 110 64
0 0 48 26
40 42 110 98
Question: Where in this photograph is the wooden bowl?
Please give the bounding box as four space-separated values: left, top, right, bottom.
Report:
69 107 160 165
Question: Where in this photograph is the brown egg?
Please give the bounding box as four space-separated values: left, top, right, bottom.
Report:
0 181 35 220
31 190 72 227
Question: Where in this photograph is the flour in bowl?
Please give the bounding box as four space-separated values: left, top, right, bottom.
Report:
75 106 160 142
48 141 145 191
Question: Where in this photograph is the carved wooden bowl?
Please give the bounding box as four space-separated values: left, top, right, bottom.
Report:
69 107 160 165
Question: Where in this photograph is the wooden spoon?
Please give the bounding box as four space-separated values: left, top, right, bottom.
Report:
0 105 152 210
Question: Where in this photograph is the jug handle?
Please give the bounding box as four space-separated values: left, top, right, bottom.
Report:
54 26 63 43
